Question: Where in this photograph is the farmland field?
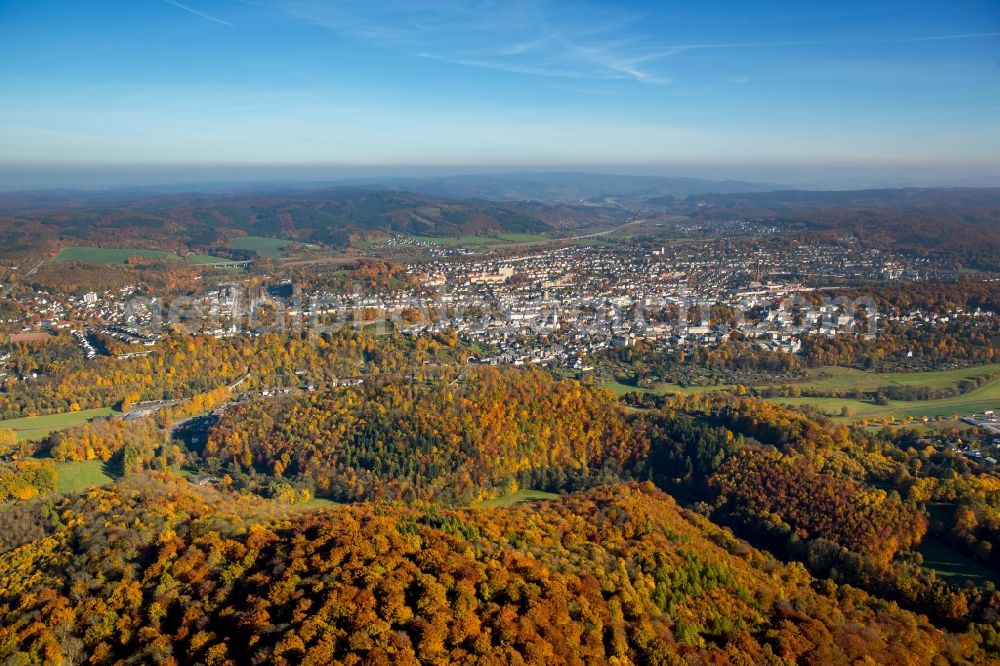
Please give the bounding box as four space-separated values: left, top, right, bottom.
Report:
55 246 180 264
569 236 619 246
791 364 1000 393
601 364 1000 424
185 253 238 264
408 233 549 246
600 379 730 397
0 407 120 441
228 236 292 258
55 246 239 266
495 233 550 242
409 234 490 246
769 374 1000 423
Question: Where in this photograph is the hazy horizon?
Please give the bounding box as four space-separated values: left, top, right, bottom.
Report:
3 162 1000 193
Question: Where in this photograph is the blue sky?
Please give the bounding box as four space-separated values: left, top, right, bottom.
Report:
0 1 998 185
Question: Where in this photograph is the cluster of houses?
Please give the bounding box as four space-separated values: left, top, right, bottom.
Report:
71 329 98 360
387 243 893 365
2 233 992 378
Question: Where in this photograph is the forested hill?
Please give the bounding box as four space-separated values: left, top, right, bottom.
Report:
0 187 626 258
684 188 1000 271
688 187 1000 209
0 476 986 664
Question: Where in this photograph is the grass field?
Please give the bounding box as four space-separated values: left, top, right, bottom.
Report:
55 246 180 264
600 380 730 397
602 365 1000 424
0 407 120 441
408 233 549 246
53 460 115 495
296 497 342 509
569 236 619 246
228 236 291 258
55 246 240 266
409 235 486 246
793 364 1000 393
477 489 560 507
769 376 1000 423
918 536 997 584
495 233 550 243
185 253 238 265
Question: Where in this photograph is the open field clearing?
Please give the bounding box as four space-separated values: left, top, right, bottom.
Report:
408 233 550 246
277 255 358 268
492 233 551 242
600 380 731 396
228 235 293 258
409 234 498 246
769 376 1000 422
569 236 619 246
53 460 115 495
54 246 236 265
918 537 997 585
0 407 120 441
793 364 1000 393
185 253 239 264
476 489 560 507
55 246 179 264
296 497 342 509
602 365 1000 424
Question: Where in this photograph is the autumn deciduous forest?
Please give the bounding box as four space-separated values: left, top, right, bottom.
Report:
2 335 1000 663
1 477 993 665
203 368 645 503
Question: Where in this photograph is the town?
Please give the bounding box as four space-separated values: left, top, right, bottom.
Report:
0 233 977 372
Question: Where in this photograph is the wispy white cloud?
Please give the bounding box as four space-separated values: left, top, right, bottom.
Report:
245 2 1000 85
875 31 1000 44
418 38 677 84
416 52 614 82
249 0 673 84
654 31 1000 53
161 0 233 27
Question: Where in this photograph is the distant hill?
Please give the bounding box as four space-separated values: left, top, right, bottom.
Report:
0 172 776 212
3 181 999 267
688 187 1000 211
0 187 627 258
688 187 1000 271
347 171 775 203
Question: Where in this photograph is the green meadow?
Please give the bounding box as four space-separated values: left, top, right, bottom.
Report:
600 380 730 397
476 489 560 507
228 236 292 258
602 364 1000 424
768 373 1000 423
0 407 120 442
53 460 115 495
296 497 342 509
792 364 1000 393
55 246 179 264
918 537 997 585
495 233 550 243
408 233 548 246
569 236 619 246
185 254 238 264
55 246 235 266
